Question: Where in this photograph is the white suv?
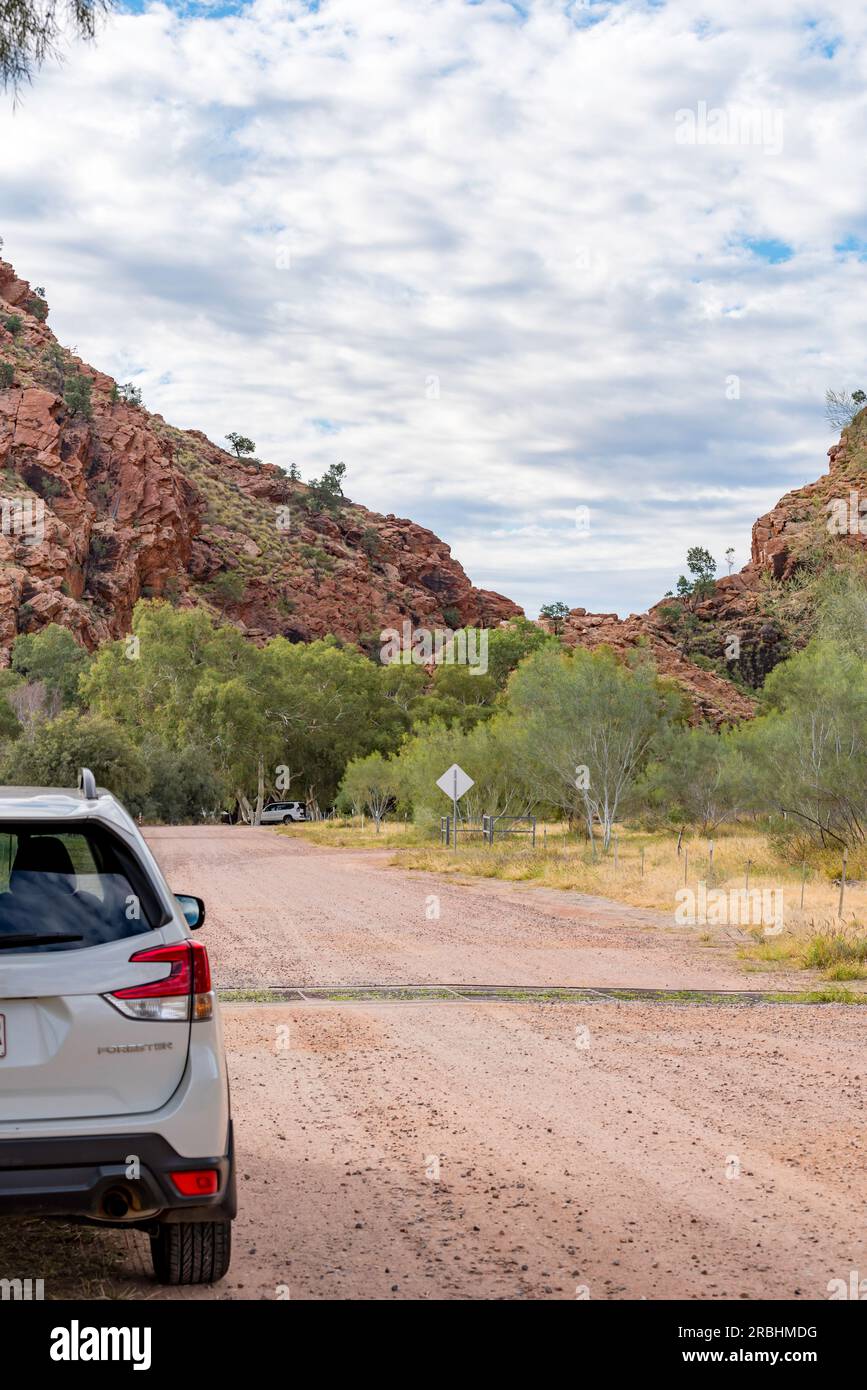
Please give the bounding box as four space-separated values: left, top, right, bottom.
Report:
260 800 306 824
0 771 235 1285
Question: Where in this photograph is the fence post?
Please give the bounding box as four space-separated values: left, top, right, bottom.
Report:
708 839 714 881
838 851 848 918
640 847 645 879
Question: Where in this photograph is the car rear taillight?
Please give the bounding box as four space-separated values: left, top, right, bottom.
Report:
170 1169 219 1197
107 941 214 1021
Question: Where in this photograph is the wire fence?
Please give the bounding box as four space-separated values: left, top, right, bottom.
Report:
322 815 857 920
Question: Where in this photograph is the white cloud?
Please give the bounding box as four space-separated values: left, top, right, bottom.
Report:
1 0 866 615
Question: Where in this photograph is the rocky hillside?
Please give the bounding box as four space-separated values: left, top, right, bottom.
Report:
553 416 867 725
0 258 519 658
555 607 758 726
1 254 859 730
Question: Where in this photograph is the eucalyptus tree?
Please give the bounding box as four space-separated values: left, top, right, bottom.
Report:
506 645 679 850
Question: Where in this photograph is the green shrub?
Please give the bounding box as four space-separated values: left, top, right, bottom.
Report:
4 711 145 802
128 740 224 823
298 544 334 574
210 571 245 607
802 933 867 970
11 623 91 708
360 527 381 558
305 462 346 515
0 361 13 388
41 344 66 393
2 315 22 336
63 372 93 420
35 474 63 499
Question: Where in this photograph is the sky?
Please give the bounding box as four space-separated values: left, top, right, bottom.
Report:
1 0 866 618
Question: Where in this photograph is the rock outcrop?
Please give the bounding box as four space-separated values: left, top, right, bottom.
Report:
553 608 757 726
0 258 520 657
552 416 867 725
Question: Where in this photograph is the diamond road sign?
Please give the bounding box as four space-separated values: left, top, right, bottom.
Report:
436 763 474 801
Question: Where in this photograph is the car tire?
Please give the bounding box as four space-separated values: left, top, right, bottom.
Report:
282 814 293 824
150 1220 232 1285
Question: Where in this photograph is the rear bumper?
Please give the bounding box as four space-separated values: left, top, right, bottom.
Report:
0 1123 236 1226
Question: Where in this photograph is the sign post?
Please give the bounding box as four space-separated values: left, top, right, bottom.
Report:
435 763 474 850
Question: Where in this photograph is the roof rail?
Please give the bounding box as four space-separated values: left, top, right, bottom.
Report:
78 767 98 801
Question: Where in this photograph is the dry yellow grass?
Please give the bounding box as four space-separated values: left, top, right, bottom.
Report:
395 827 859 915
283 816 427 850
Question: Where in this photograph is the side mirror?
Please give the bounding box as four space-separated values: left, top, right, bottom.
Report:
175 894 206 930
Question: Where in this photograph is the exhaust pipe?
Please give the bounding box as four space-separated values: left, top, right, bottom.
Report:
102 1187 131 1219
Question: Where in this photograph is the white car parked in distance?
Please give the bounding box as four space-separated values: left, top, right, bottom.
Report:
0 770 235 1285
260 800 307 824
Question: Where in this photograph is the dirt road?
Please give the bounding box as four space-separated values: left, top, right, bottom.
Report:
146 826 801 991
12 827 867 1300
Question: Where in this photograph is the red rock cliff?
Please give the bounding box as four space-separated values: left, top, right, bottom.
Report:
551 417 867 725
0 258 521 658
